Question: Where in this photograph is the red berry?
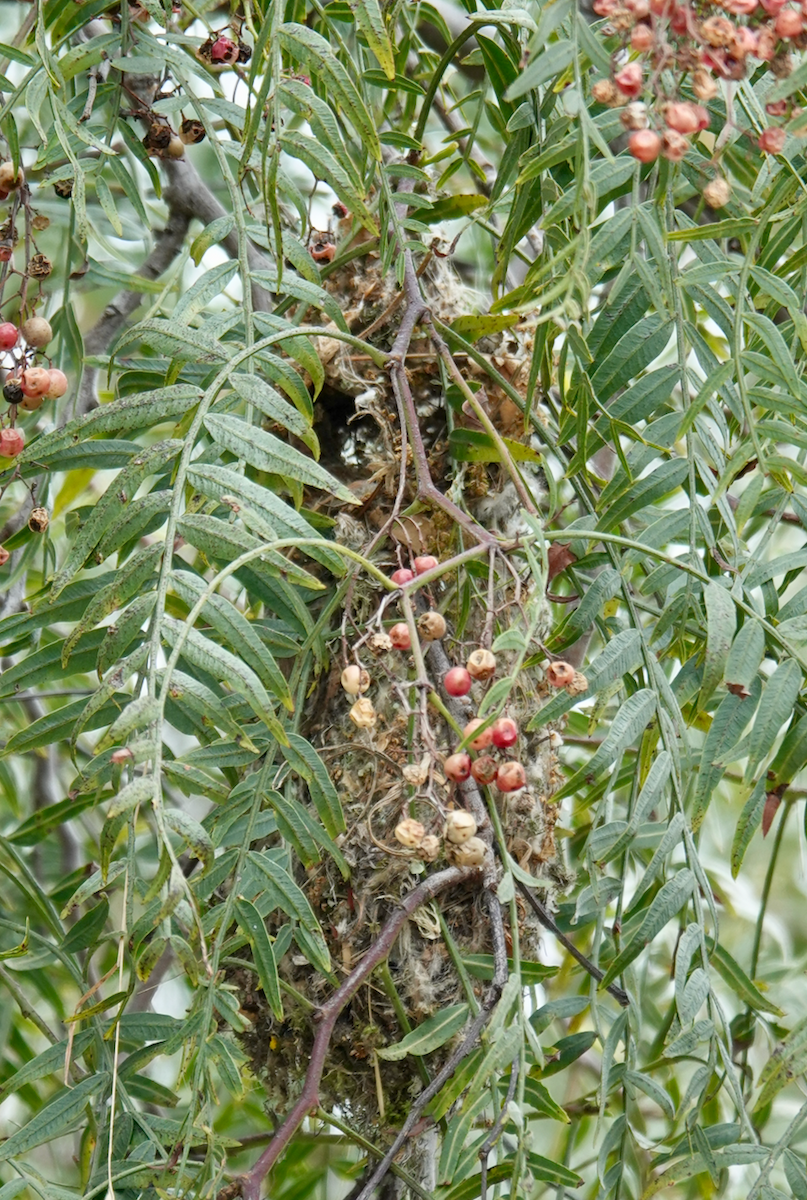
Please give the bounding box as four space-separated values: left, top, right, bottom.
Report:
628 130 662 163
20 367 50 399
444 667 472 697
390 567 414 586
463 718 493 751
444 752 472 782
0 245 12 263
414 555 438 575
492 717 519 749
210 35 237 62
665 102 702 134
0 427 23 457
389 622 411 650
0 323 17 351
496 761 526 792
759 127 786 154
471 755 498 785
614 63 642 97
631 24 654 50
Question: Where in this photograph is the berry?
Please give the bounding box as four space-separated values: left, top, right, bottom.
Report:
20 367 50 399
390 567 414 586
0 245 12 263
395 818 425 848
341 665 370 694
45 369 68 400
20 317 52 348
628 130 662 162
0 545 9 566
703 176 731 208
389 622 411 650
166 137 185 160
614 62 643 97
592 79 620 105
760 127 787 153
111 747 134 764
0 427 24 457
418 611 447 641
496 761 526 792
0 162 23 191
349 697 376 728
471 755 498 785
492 717 519 749
450 835 486 867
19 393 43 412
413 555 438 574
3 380 22 405
28 507 48 533
444 810 477 844
665 101 702 134
662 129 689 161
444 667 472 697
631 23 654 50
309 239 335 263
546 661 576 687
444 752 472 782
467 648 497 681
0 323 17 351
418 834 441 861
180 119 206 145
463 718 493 751
210 35 238 63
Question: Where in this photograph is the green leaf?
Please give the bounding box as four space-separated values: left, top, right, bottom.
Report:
505 38 573 98
691 679 761 831
556 689 657 800
280 733 346 837
744 658 802 783
448 429 541 464
205 413 355 503
163 808 214 870
247 850 330 973
755 1015 807 1114
744 311 801 397
190 214 235 266
699 582 736 709
60 899 109 954
226 372 318 454
705 937 784 1016
600 870 694 988
731 777 767 879
0 1075 108 1161
527 1153 585 1188
725 621 765 693
377 1004 469 1060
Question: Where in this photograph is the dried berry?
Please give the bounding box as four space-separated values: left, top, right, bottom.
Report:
467 648 496 681
566 671 589 696
444 753 472 782
450 836 486 867
309 239 336 264
759 126 787 153
3 379 22 405
28 507 48 533
418 611 447 641
496 761 527 792
27 253 52 280
341 665 370 694
444 810 477 844
349 697 376 728
54 179 74 198
417 834 441 861
394 818 425 848
143 122 172 152
180 119 206 145
471 755 498 785
0 162 23 191
703 176 731 207
546 661 576 687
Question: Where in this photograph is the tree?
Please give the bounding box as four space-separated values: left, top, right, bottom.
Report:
4 0 807 1197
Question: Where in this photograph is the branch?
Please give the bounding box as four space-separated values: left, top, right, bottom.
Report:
351 889 509 1200
238 865 481 1200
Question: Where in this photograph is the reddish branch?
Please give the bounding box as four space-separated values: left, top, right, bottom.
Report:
238 865 481 1200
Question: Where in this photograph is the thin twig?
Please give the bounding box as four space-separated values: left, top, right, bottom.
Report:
479 1055 519 1200
238 865 481 1200
517 881 629 1007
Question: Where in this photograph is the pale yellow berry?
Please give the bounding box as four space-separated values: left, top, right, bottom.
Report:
444 811 477 845
349 697 376 728
394 818 425 848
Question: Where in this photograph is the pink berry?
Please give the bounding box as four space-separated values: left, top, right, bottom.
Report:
45 368 68 400
665 102 702 134
759 127 786 154
0 427 23 457
414 555 438 575
389 622 411 650
631 24 654 49
628 130 662 163
614 63 642 97
20 367 50 399
210 35 237 62
444 667 472 697
390 567 414 586
444 752 472 782
0 323 17 351
0 545 9 566
662 129 689 161
492 717 519 749
496 761 526 793
463 718 493 751
776 6 803 33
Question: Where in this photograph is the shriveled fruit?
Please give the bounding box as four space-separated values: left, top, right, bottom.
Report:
467 648 496 681
471 755 498 785
0 427 23 456
0 162 24 191
665 101 702 134
463 718 493 751
662 129 689 161
418 834 441 861
444 810 477 844
395 818 425 848
341 665 370 694
3 380 22 405
20 317 52 348
180 119 206 145
703 177 731 208
444 752 472 782
444 667 472 697
418 611 447 641
496 761 527 792
614 62 642 96
450 836 486 866
414 554 439 574
492 717 519 749
349 697 376 728
20 367 51 398
566 671 589 696
390 567 414 586
0 323 17 351
389 622 411 650
45 369 69 400
546 661 576 687
28 507 48 533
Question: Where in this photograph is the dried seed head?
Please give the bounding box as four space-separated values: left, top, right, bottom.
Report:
566 671 589 696
692 69 718 99
394 818 425 848
180 118 206 145
546 661 576 687
450 836 486 867
418 610 447 641
444 810 477 844
349 697 376 728
370 632 393 653
28 507 48 533
549 730 564 749
592 79 620 106
54 179 74 198
621 101 649 130
417 834 442 862
467 648 497 681
402 757 430 787
27 253 52 279
341 664 370 694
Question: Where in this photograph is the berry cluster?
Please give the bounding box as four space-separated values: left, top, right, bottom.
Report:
591 0 803 193
141 117 206 160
